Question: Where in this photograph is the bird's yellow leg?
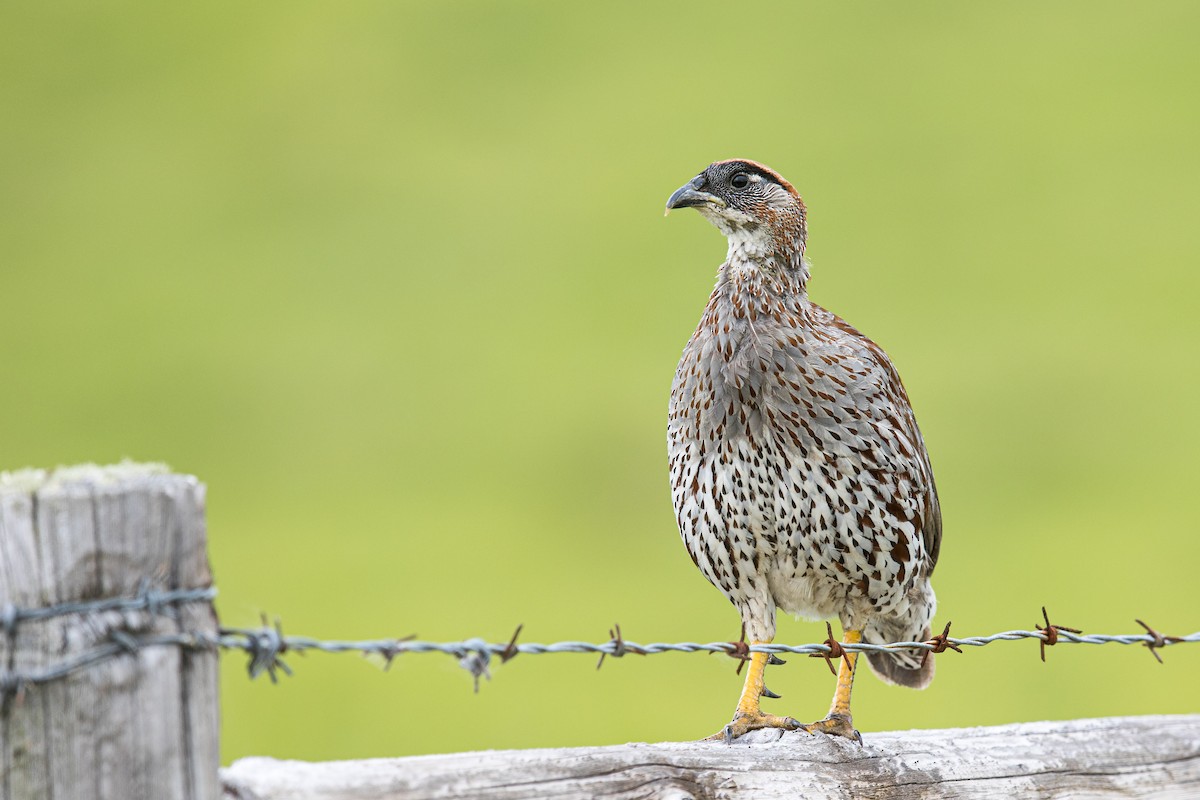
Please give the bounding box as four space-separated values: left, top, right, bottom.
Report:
705 644 801 742
802 628 862 741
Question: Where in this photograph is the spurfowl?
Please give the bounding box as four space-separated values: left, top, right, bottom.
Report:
665 159 941 742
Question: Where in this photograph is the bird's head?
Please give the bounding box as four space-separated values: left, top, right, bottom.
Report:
665 159 808 266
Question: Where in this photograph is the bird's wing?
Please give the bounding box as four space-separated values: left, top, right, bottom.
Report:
769 303 941 569
922 478 942 573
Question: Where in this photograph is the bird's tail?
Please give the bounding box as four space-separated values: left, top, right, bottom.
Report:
862 587 937 689
864 623 934 689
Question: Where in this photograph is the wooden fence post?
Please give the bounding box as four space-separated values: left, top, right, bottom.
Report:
0 463 219 800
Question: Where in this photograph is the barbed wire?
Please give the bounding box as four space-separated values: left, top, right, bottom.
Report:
0 587 1196 698
1 583 216 634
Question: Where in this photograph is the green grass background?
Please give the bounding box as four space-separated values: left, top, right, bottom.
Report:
2 2 1198 763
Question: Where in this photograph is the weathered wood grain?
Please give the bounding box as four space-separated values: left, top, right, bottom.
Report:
221 714 1200 800
0 464 219 800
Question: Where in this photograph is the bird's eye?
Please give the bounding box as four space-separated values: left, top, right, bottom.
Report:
730 172 750 189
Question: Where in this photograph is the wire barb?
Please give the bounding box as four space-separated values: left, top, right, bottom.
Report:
1036 606 1083 662
245 615 291 683
1135 619 1182 664
597 624 628 670
719 623 751 675
922 621 962 667
456 639 492 692
373 634 417 671
499 624 524 664
810 621 844 676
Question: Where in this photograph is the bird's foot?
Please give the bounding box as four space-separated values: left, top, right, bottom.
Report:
800 712 862 743
704 710 802 743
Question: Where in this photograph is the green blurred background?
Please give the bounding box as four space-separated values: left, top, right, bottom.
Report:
2 1 1198 763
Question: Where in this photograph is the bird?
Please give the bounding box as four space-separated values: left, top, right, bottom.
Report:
664 159 941 742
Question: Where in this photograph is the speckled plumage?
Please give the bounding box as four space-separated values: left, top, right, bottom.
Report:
667 160 941 690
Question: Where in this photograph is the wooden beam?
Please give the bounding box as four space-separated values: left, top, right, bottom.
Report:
222 714 1200 800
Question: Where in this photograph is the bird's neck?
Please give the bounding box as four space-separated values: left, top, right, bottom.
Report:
720 229 810 301
702 240 810 393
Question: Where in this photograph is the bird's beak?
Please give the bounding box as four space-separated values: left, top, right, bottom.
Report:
664 176 726 217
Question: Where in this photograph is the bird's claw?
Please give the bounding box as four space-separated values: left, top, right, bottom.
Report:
800 712 862 744
704 710 802 743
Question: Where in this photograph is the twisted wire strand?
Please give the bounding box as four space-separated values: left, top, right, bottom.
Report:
0 588 1195 693
211 628 1200 659
0 585 216 634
